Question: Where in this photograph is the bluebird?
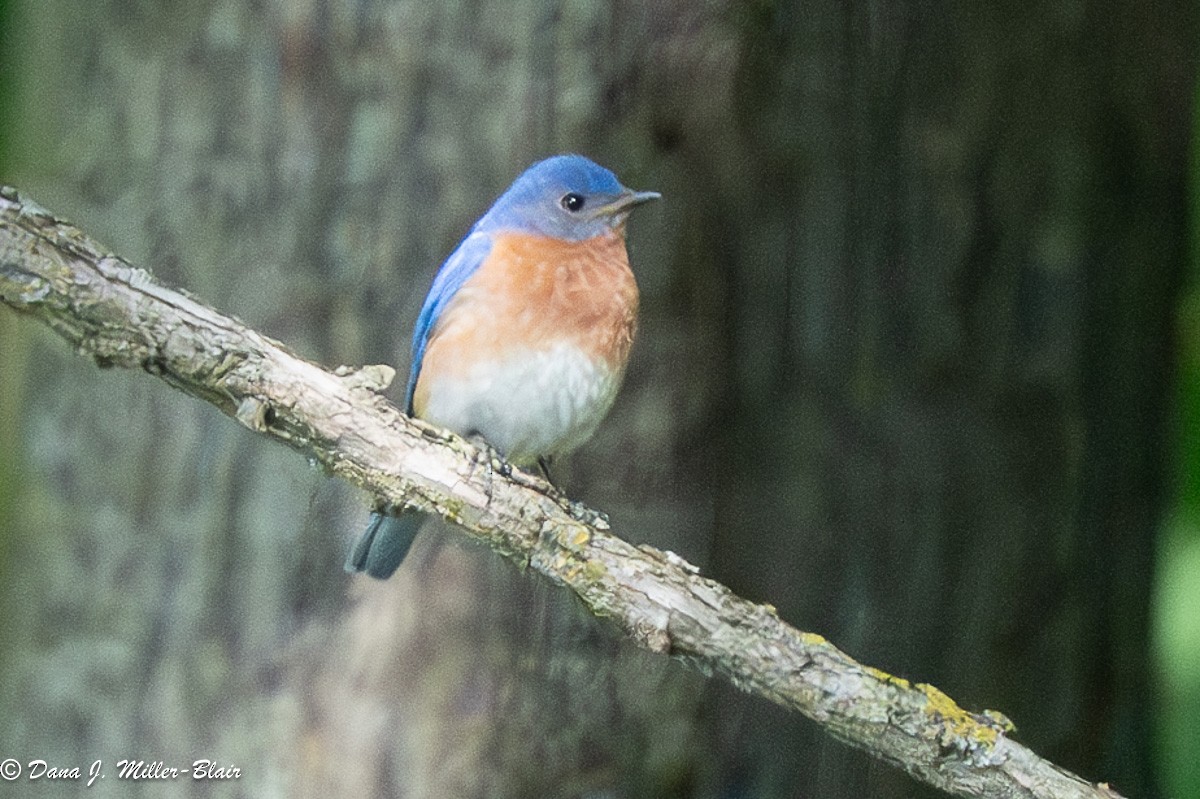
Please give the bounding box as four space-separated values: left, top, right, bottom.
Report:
347 154 659 579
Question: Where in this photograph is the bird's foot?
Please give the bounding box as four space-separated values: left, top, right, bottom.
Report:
463 433 510 505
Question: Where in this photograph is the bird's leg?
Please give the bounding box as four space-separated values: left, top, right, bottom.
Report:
522 455 563 499
481 452 562 502
534 456 569 504
462 432 508 506
459 444 608 528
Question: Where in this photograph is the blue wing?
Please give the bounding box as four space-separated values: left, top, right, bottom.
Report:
405 231 494 414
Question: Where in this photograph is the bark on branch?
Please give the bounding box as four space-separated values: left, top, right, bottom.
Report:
0 186 1125 799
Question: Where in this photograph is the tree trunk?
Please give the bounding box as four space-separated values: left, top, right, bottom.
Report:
702 4 1191 797
2 1 711 796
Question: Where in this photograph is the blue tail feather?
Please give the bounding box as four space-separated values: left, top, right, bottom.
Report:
345 511 424 579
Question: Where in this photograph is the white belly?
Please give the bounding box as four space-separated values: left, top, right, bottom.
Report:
417 342 622 464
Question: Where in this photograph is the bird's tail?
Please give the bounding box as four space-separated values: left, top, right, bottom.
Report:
345 511 424 579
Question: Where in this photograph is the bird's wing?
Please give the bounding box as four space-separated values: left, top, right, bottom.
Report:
405 231 495 415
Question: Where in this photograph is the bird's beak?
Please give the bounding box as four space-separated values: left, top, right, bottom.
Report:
597 189 661 220
617 189 662 210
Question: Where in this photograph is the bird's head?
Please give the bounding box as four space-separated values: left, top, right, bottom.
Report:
477 154 659 241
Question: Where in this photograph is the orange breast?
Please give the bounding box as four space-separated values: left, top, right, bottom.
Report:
412 230 639 417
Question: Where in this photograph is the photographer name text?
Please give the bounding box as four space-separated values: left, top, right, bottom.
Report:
0 758 241 785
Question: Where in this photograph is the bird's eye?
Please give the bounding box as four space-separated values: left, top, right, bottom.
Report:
560 192 585 212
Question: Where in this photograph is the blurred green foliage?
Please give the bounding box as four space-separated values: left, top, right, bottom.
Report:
0 0 11 172
1157 68 1200 799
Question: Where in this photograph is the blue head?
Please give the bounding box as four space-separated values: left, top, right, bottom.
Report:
474 154 659 242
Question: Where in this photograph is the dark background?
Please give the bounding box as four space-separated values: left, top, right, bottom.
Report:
0 2 1196 797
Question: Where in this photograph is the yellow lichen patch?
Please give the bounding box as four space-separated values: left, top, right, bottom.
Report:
797 631 828 647
864 665 913 690
543 521 591 552
583 559 607 581
917 682 998 747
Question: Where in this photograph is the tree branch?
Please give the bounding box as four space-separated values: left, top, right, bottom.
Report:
0 186 1125 799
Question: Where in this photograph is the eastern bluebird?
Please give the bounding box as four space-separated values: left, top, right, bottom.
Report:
347 154 659 579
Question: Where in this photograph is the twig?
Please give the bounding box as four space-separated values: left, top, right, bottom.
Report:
0 186 1126 799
